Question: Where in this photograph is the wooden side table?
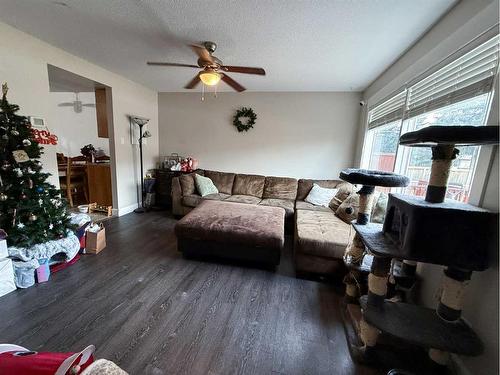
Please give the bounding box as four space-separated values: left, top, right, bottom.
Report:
154 169 181 209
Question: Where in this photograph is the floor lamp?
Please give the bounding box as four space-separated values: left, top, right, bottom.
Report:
130 115 151 213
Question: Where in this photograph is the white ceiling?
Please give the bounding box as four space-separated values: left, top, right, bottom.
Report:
0 0 456 92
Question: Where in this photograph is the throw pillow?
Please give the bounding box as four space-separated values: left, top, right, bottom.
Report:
371 191 389 224
335 193 360 224
304 184 339 207
194 174 218 197
329 182 354 211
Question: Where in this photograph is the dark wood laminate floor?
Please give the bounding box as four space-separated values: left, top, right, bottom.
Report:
0 212 381 375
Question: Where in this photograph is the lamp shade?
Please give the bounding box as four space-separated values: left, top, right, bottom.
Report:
199 71 221 86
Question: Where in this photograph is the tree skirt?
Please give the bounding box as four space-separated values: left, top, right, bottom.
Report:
8 232 80 288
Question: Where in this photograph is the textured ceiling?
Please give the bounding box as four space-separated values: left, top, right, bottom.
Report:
0 0 456 92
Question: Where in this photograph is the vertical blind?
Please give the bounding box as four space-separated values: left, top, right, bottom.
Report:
368 33 500 129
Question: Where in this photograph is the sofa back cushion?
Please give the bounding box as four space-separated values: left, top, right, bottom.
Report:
179 170 205 196
263 176 298 200
232 174 266 197
204 170 236 195
297 179 344 201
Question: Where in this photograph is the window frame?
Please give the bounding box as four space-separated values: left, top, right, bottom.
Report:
359 32 499 204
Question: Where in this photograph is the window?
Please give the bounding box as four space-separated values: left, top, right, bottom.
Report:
361 34 499 203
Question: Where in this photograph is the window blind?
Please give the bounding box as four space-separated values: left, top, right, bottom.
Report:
405 34 500 118
368 90 406 129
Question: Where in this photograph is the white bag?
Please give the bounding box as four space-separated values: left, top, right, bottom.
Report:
0 258 16 297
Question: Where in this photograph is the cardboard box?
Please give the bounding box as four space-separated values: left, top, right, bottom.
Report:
0 239 7 259
85 225 106 254
0 258 16 297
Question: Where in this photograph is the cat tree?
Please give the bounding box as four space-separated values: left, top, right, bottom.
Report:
350 125 498 373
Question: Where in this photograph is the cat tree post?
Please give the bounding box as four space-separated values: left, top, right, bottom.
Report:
339 169 409 361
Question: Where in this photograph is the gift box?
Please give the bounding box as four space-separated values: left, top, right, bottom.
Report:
85 224 106 254
0 239 7 259
0 258 16 297
36 258 50 283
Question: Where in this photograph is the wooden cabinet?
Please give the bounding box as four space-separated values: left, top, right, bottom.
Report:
87 163 112 206
155 169 182 208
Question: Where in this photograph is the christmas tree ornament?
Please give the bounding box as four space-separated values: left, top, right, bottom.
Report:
29 179 33 189
36 186 44 193
1 161 10 171
10 129 19 136
20 192 27 200
14 168 22 177
0 193 7 201
22 139 31 146
12 150 30 163
28 213 37 221
17 222 25 229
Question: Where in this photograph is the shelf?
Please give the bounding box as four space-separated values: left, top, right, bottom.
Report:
353 223 405 260
344 253 373 273
360 296 483 356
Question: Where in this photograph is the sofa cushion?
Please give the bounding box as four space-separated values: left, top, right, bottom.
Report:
182 194 203 208
297 179 343 201
179 172 204 196
335 193 360 223
296 210 351 259
204 170 236 195
295 200 333 212
260 198 294 218
202 193 231 201
263 176 298 200
225 194 262 205
232 174 266 197
195 174 219 197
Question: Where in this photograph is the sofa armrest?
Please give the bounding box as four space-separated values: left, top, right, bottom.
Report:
171 176 183 216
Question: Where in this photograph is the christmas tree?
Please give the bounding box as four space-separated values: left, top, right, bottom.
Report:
0 83 73 247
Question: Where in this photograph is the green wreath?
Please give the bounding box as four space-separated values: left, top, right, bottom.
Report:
233 107 257 132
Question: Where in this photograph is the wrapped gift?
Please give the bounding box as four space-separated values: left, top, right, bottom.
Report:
0 258 16 297
36 259 50 283
85 224 106 254
0 239 7 259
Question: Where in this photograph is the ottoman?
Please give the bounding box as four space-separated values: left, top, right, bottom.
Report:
175 200 285 266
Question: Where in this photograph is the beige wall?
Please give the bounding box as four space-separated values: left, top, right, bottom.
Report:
356 1 499 374
0 22 159 214
158 92 361 179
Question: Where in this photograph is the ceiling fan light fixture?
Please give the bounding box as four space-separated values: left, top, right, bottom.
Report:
199 70 221 86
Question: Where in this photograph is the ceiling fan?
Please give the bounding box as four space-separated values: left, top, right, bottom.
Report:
147 41 266 92
58 93 96 113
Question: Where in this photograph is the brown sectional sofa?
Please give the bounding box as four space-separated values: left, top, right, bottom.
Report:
172 170 355 275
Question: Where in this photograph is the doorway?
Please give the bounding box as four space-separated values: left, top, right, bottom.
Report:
47 65 115 220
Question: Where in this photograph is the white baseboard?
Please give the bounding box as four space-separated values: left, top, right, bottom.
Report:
117 203 139 216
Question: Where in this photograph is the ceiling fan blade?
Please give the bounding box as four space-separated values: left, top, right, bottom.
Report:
222 66 266 75
184 74 201 89
221 73 246 92
190 44 214 64
147 62 199 68
82 104 96 107
58 103 75 107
